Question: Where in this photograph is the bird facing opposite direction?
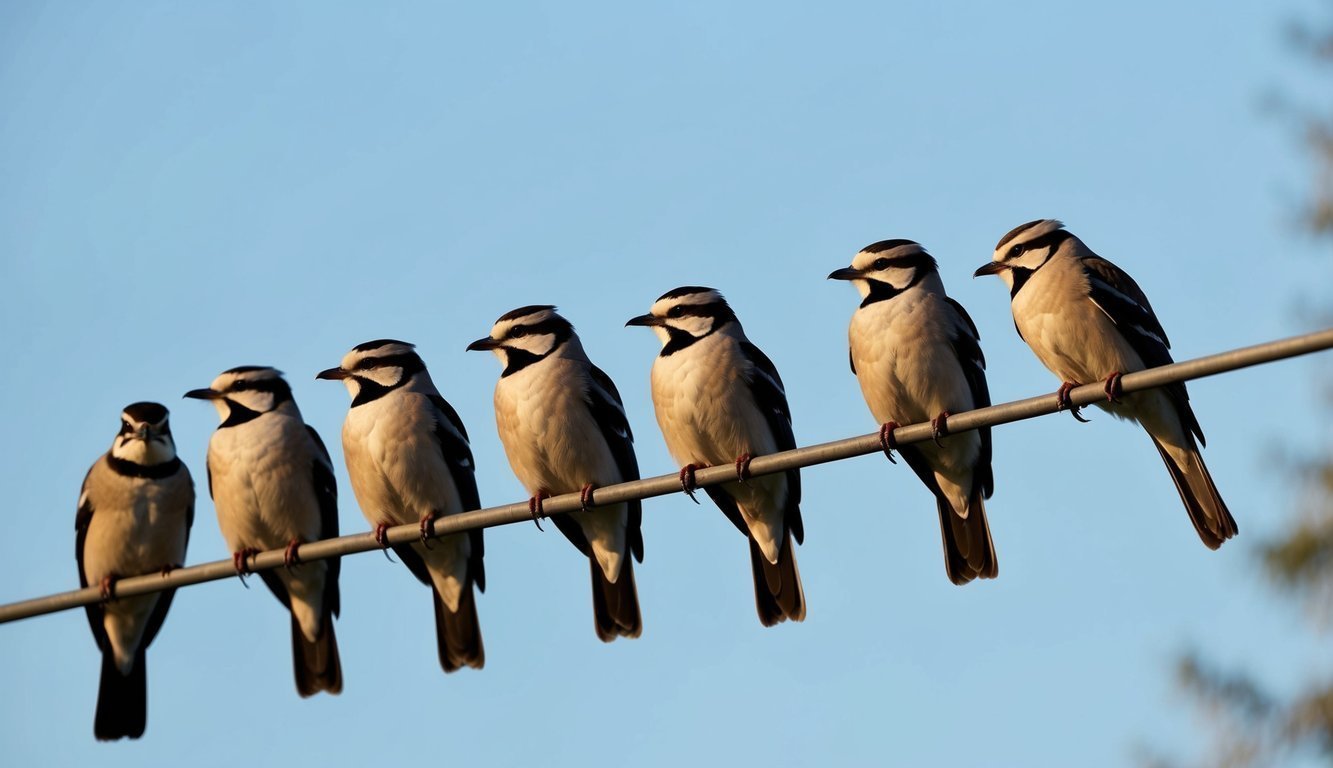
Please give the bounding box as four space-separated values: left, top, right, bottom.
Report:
77 402 194 740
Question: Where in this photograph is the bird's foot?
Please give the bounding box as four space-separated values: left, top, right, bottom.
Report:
1103 371 1124 403
159 563 181 578
419 513 437 548
879 422 900 464
679 464 701 504
99 574 118 601
232 548 260 587
735 453 753 483
580 484 597 513
1056 381 1090 423
373 523 397 562
283 539 303 569
528 492 548 531
931 411 951 447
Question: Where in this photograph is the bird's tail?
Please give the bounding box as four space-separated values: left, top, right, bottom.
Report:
94 648 146 741
1151 436 1238 549
591 556 642 642
433 581 485 672
750 527 806 627
937 487 998 586
292 607 342 697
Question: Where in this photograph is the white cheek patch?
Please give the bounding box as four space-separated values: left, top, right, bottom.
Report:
228 390 275 413
507 334 555 357
359 366 403 388
669 316 713 338
874 266 917 291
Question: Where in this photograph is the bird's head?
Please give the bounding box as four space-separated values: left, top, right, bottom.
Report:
625 286 737 350
828 239 939 305
467 305 576 375
185 366 293 425
317 339 425 405
974 219 1072 289
110 401 177 465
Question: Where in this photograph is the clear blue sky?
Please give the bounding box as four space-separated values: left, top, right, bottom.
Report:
2 2 1329 765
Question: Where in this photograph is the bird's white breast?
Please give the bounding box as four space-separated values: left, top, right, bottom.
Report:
207 412 322 550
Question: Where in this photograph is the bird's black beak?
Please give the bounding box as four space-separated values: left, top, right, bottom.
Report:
183 388 221 401
973 261 1008 278
827 267 862 281
466 336 501 352
625 313 663 328
315 367 348 381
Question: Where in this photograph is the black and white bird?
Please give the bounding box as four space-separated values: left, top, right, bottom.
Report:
830 240 999 585
185 367 343 696
468 306 644 642
317 340 485 673
77 402 193 740
627 287 806 625
975 219 1237 548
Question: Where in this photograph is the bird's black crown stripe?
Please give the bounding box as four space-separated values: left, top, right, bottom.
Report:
353 338 414 353
858 252 938 308
122 402 169 425
656 286 717 302
222 365 277 376
861 238 920 254
995 219 1051 250
497 304 556 323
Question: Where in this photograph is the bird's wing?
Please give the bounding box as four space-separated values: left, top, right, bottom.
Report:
75 467 109 652
428 394 486 592
586 365 643 562
1081 255 1203 443
305 425 341 616
944 297 994 497
739 341 803 544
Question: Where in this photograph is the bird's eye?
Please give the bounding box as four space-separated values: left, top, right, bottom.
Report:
509 327 527 339
667 306 685 318
872 258 891 271
1008 244 1025 259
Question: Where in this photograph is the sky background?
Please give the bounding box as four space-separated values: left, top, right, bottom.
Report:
2 2 1330 765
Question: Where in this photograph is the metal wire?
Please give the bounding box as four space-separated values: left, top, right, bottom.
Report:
2 327 1330 626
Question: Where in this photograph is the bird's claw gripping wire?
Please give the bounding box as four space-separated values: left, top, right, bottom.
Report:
580 484 597 513
99 574 117 602
419 514 437 548
159 563 181 578
1103 371 1124 403
1056 381 1090 423
283 540 303 570
528 493 548 531
232 548 260 587
879 422 900 464
679 464 701 504
931 412 951 447
735 453 753 483
373 523 396 562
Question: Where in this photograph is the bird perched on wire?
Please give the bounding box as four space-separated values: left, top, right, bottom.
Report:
77 402 193 740
318 340 485 673
185 367 342 696
627 286 805 625
830 241 999 584
975 219 1236 548
468 306 644 642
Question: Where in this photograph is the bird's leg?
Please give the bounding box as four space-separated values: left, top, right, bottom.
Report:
159 563 181 578
283 539 303 569
99 574 118 601
232 548 260 587
931 412 951 447
580 484 597 513
679 464 701 504
879 422 900 464
1055 381 1090 423
735 453 754 483
1103 371 1124 403
419 512 437 548
528 491 549 531
373 523 396 562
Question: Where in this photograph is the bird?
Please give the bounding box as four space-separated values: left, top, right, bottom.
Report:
184 366 343 696
974 219 1237 548
830 241 999 584
468 306 644 642
77 402 194 740
317 339 485 673
627 286 806 625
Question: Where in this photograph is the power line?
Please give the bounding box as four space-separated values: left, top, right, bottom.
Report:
2 327 1330 626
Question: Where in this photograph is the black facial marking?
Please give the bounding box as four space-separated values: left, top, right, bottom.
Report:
995 219 1050 251
859 250 938 308
1004 229 1070 262
350 352 428 407
121 402 168 426
219 400 263 428
498 317 575 377
656 286 716 302
659 300 738 357
107 455 183 480
224 375 293 406
497 304 557 323
860 238 920 254
353 338 413 353
1009 268 1034 298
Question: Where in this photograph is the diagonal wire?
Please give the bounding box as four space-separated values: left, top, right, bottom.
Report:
1 327 1330 626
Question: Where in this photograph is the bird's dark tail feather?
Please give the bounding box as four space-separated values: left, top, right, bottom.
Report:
1151 437 1238 550
434 582 485 673
937 489 998 586
94 649 146 741
750 528 806 627
591 557 642 642
292 608 342 697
